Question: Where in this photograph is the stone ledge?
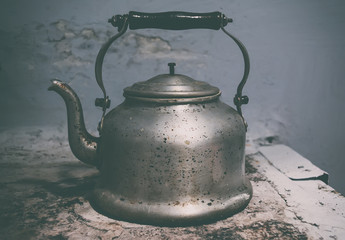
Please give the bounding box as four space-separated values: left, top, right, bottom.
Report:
259 144 328 183
0 127 344 239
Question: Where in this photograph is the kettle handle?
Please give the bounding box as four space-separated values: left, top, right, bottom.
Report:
109 11 232 31
95 11 250 132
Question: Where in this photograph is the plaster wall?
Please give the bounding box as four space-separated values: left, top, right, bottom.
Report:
1 0 344 194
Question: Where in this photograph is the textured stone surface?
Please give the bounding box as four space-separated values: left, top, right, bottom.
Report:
1 127 344 239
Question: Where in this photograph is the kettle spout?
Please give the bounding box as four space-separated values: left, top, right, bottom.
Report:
48 79 99 166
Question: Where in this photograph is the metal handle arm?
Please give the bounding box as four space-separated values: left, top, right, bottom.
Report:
221 26 250 129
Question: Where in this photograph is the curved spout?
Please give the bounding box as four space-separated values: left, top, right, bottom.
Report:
48 79 99 166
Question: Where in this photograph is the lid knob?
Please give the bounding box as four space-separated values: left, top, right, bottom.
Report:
168 62 176 75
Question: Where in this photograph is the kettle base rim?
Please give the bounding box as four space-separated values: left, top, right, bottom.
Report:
89 178 252 227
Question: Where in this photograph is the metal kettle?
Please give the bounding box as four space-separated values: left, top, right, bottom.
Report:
49 11 252 226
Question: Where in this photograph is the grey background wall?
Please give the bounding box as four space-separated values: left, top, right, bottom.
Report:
1 0 344 194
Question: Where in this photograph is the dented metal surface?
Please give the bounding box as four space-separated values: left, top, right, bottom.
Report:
93 98 252 226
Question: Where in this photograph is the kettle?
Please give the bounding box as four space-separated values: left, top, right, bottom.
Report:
49 11 252 226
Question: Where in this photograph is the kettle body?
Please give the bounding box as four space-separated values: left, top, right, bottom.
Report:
94 98 251 225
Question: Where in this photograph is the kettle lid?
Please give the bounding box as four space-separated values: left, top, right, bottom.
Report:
123 63 220 102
